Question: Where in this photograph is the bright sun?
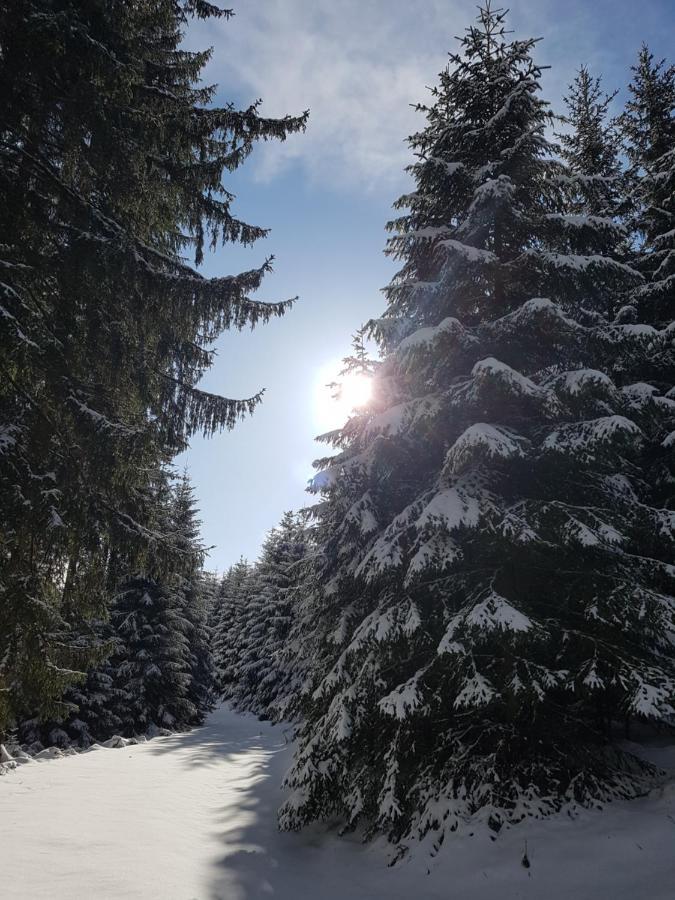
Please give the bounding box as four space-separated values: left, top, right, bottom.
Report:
314 363 373 433
339 372 373 410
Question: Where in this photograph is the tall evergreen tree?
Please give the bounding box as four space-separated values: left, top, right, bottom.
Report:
558 67 623 215
167 473 218 721
619 46 675 346
17 617 121 749
110 573 197 734
211 558 254 693
618 47 675 510
108 471 215 735
0 0 306 732
280 7 675 845
19 470 218 744
556 67 630 320
187 571 220 719
229 511 310 717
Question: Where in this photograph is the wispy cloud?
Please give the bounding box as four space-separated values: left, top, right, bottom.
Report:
186 0 658 192
187 0 463 189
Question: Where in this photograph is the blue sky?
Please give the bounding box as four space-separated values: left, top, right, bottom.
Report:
181 0 674 571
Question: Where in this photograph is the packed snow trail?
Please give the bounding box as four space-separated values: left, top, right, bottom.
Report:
2 705 674 899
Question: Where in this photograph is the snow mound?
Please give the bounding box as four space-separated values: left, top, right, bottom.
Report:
34 747 65 760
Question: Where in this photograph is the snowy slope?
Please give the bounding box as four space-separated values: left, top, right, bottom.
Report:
2 705 674 899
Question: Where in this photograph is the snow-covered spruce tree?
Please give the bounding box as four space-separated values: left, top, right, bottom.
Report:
187 571 221 719
211 559 255 694
17 618 122 749
280 7 675 845
230 511 311 717
261 512 316 720
229 510 319 723
227 562 267 707
618 47 675 508
169 474 219 720
32 472 218 743
0 0 306 734
110 574 197 735
107 471 212 735
57 646 123 747
619 46 675 349
557 67 630 302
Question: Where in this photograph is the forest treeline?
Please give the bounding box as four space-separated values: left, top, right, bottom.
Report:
1 1 674 849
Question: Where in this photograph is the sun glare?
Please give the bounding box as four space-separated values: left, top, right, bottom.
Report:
314 363 373 433
339 372 373 410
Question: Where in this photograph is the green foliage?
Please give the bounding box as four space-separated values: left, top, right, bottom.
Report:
18 471 218 744
0 0 306 731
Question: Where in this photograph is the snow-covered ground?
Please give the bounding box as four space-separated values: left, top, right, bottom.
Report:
2 705 674 899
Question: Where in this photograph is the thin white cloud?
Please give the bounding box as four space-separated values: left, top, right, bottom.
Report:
185 0 626 191
188 0 462 190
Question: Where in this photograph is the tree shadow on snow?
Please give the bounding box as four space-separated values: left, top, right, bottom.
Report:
144 708 281 770
201 713 390 900
141 707 395 898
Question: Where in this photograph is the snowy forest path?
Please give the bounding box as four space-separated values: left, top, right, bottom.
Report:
2 705 675 899
1 705 404 899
